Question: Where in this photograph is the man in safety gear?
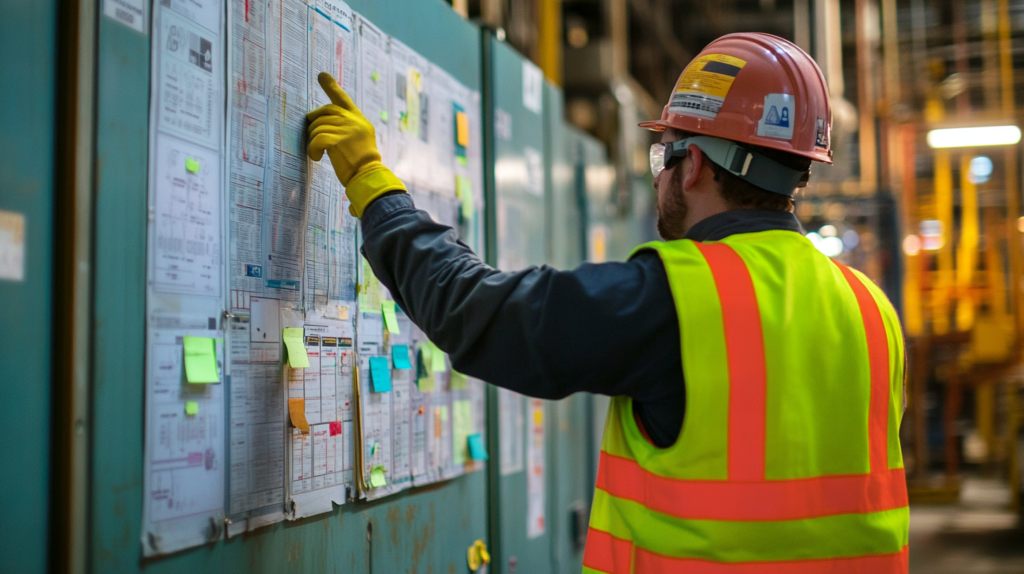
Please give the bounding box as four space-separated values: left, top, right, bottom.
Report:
308 32 908 573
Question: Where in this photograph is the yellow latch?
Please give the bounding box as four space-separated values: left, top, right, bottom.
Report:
467 539 490 571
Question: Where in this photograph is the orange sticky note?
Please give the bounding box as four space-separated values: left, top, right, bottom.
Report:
456 111 470 147
289 398 309 433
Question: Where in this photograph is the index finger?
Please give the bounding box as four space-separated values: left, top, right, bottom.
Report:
318 72 357 111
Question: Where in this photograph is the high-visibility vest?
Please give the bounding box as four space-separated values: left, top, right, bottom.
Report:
583 229 909 574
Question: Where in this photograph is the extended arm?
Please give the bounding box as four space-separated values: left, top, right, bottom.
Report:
360 193 682 402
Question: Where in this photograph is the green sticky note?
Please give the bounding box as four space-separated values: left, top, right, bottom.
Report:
185 157 200 173
450 369 468 390
370 465 387 488
282 327 309 368
456 176 474 219
392 344 412 369
453 400 472 465
380 110 389 122
185 401 199 416
467 433 488 460
430 341 446 373
440 405 449 422
417 344 435 392
371 70 380 83
183 335 219 383
382 300 400 334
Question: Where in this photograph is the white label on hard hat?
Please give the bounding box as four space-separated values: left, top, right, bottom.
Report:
757 94 795 140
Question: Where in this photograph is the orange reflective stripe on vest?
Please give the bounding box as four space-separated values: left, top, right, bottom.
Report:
698 243 767 481
583 231 908 574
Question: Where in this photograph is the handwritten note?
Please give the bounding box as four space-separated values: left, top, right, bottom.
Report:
282 327 309 368
369 356 392 392
183 335 219 383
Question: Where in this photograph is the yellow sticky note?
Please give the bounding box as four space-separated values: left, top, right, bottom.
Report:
456 111 470 147
430 341 446 373
282 327 309 368
382 300 400 334
289 398 309 432
185 157 200 173
371 70 380 83
534 408 543 425
370 465 387 488
338 305 349 321
183 335 219 383
380 110 389 122
185 401 199 416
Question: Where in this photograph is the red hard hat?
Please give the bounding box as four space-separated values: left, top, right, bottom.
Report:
640 33 832 164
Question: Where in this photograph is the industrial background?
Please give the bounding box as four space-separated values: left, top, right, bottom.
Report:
2 0 1024 573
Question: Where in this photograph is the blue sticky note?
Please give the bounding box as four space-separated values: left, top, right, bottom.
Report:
369 356 392 392
392 344 412 369
467 433 488 460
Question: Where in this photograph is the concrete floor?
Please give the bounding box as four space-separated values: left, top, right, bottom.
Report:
909 478 1024 573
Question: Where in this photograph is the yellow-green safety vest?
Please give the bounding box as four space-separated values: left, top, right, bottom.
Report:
583 229 909 574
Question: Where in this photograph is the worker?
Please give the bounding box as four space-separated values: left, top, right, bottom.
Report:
307 32 908 573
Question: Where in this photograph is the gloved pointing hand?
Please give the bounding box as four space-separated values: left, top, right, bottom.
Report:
307 72 406 217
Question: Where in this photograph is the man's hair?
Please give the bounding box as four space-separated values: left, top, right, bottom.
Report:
705 143 811 211
675 130 812 211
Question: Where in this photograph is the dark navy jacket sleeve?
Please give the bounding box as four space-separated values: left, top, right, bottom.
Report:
359 194 684 409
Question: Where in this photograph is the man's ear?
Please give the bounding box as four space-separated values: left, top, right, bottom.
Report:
682 145 705 190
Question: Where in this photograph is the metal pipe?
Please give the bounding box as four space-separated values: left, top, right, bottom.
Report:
855 0 879 194
956 156 978 331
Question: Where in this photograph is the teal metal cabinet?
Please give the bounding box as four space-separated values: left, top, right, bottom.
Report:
544 83 594 574
0 1 58 572
88 2 488 573
486 37 551 574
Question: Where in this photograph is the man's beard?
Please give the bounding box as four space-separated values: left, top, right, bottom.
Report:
656 165 688 240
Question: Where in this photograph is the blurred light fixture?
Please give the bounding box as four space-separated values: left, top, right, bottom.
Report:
902 235 921 256
566 16 589 48
919 220 944 250
969 156 993 184
1018 217 1024 233
926 126 1021 148
819 224 837 237
842 229 860 250
806 231 844 258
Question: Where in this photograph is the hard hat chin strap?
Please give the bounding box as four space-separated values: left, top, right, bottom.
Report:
667 136 808 197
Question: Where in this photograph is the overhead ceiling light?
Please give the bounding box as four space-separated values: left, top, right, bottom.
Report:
926 125 1021 148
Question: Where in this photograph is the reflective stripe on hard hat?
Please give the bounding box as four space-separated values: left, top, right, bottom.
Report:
666 135 809 196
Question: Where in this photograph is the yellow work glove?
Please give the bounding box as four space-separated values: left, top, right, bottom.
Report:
307 72 406 218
